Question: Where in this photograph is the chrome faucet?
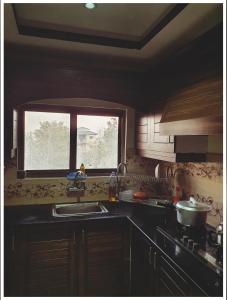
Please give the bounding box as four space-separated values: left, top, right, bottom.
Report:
116 162 128 198
116 162 128 176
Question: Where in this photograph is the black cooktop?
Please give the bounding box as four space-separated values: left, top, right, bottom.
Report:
156 222 223 274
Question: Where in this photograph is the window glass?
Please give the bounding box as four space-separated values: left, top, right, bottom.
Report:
24 111 70 170
77 115 119 169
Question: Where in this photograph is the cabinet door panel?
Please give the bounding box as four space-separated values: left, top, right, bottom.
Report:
154 132 170 144
159 277 176 296
19 226 76 296
84 226 128 296
159 265 187 296
156 255 206 297
157 255 189 296
131 228 156 296
4 230 17 296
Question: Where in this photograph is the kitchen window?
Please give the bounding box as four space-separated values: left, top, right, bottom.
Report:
17 105 125 178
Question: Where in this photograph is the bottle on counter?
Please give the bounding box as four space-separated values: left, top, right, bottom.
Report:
172 186 181 205
108 172 118 202
79 163 85 175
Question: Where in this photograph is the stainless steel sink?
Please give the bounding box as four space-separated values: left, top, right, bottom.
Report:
52 202 108 217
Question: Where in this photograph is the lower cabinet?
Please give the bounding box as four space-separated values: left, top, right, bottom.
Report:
131 226 207 297
6 224 76 296
81 222 130 296
131 226 157 296
4 219 219 297
156 255 206 297
5 219 130 297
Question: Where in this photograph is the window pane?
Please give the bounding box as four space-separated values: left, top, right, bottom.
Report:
77 115 119 169
24 111 70 170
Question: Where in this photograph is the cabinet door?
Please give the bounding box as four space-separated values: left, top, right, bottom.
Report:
81 222 129 296
131 227 157 296
14 225 76 296
4 229 17 296
136 112 207 162
136 114 151 150
137 112 176 162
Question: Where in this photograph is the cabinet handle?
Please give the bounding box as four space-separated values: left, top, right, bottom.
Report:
148 246 152 265
154 251 157 271
12 235 15 251
82 229 85 244
73 232 76 245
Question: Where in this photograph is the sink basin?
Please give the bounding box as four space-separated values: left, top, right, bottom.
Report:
52 202 108 217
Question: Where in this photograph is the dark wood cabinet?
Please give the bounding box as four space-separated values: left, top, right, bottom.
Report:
156 254 206 297
81 223 130 296
4 215 219 297
5 219 130 297
136 112 208 162
159 76 222 136
131 227 207 297
6 224 76 296
131 227 157 296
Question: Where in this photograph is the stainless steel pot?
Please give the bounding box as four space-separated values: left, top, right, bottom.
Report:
176 197 211 227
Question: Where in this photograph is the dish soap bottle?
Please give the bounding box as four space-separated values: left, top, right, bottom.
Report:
80 163 85 175
109 172 117 202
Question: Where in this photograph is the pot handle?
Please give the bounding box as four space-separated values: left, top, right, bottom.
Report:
189 196 199 207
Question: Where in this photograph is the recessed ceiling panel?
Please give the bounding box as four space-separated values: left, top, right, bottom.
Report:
13 3 187 49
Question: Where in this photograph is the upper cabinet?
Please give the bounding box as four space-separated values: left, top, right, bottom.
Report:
136 23 223 162
159 76 222 136
136 72 223 162
136 112 208 162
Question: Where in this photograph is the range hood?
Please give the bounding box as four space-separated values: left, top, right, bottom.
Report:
159 76 223 136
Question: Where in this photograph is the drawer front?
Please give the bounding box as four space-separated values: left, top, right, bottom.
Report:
158 255 206 297
158 255 190 296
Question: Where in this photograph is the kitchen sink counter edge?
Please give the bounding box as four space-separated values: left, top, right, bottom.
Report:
4 201 136 226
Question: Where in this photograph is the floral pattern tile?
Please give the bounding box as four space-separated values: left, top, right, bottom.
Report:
160 162 223 180
4 153 223 227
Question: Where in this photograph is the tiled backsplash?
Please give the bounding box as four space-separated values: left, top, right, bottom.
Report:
160 162 223 227
4 151 168 206
4 151 223 227
126 148 158 175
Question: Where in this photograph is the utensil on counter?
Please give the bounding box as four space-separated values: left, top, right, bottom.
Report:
133 191 148 201
155 200 175 209
155 163 160 179
208 222 223 247
176 196 211 227
208 222 223 264
118 190 133 202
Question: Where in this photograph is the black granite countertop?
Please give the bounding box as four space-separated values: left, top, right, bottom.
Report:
4 200 223 296
4 201 134 226
4 200 169 226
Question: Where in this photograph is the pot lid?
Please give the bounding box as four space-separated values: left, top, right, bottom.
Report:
176 197 211 212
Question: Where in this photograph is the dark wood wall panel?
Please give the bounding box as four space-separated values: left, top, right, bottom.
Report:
4 52 144 165
5 56 143 109
4 23 222 165
143 23 223 112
